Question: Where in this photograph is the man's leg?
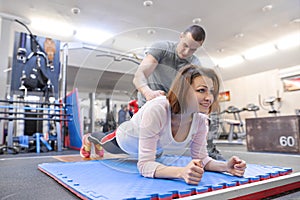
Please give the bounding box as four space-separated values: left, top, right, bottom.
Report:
207 112 226 161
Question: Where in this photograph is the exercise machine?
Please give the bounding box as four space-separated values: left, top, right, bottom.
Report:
222 106 245 143
211 104 260 143
259 93 282 116
0 99 69 154
210 106 245 143
0 19 65 154
243 103 260 118
14 20 55 101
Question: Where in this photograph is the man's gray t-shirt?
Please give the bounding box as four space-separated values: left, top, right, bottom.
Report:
138 40 201 106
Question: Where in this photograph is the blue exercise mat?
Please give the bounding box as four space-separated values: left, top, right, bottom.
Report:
38 155 292 200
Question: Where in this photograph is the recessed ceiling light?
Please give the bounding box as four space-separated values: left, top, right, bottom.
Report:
234 33 244 38
192 18 202 24
217 48 225 53
262 4 273 12
71 7 81 15
147 29 156 35
143 0 153 7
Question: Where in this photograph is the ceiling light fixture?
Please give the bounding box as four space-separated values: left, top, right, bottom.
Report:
214 32 299 68
75 27 113 45
31 17 74 38
71 7 81 15
192 18 202 24
276 32 300 50
147 29 156 35
243 43 277 60
234 33 244 38
262 4 273 12
216 55 244 68
143 0 153 7
217 48 225 53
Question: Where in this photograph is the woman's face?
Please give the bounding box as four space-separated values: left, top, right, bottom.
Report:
190 75 214 114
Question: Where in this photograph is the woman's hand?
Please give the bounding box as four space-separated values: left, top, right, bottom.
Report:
180 159 204 185
226 156 247 177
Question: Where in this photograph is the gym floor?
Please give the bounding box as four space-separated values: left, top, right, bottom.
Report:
0 141 299 200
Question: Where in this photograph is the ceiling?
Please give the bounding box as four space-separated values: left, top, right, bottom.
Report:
1 0 300 100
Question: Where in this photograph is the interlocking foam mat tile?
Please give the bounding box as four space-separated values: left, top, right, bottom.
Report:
38 155 292 200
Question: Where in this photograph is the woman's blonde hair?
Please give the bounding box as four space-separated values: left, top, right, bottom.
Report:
167 64 220 114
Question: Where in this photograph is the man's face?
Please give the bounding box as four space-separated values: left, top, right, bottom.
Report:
176 32 203 59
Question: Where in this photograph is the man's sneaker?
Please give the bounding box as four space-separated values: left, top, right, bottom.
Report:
207 139 226 161
209 149 226 161
80 134 91 158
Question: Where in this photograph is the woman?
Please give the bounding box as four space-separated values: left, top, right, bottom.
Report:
80 64 246 185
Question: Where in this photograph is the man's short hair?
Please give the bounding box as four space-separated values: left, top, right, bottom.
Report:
184 25 206 42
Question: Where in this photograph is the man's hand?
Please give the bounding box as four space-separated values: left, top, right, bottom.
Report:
143 88 165 101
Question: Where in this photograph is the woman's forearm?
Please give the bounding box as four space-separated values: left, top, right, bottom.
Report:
204 160 228 172
154 165 182 179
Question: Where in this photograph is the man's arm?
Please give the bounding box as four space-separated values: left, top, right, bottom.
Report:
133 54 165 101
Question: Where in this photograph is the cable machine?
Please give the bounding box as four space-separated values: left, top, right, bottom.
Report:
0 19 69 154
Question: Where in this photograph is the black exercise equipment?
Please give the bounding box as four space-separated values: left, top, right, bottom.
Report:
10 20 60 102
14 20 54 99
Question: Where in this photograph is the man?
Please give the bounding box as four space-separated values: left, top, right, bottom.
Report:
133 25 225 160
118 104 128 126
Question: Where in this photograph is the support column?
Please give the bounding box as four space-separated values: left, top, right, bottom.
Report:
0 18 12 144
88 92 95 133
